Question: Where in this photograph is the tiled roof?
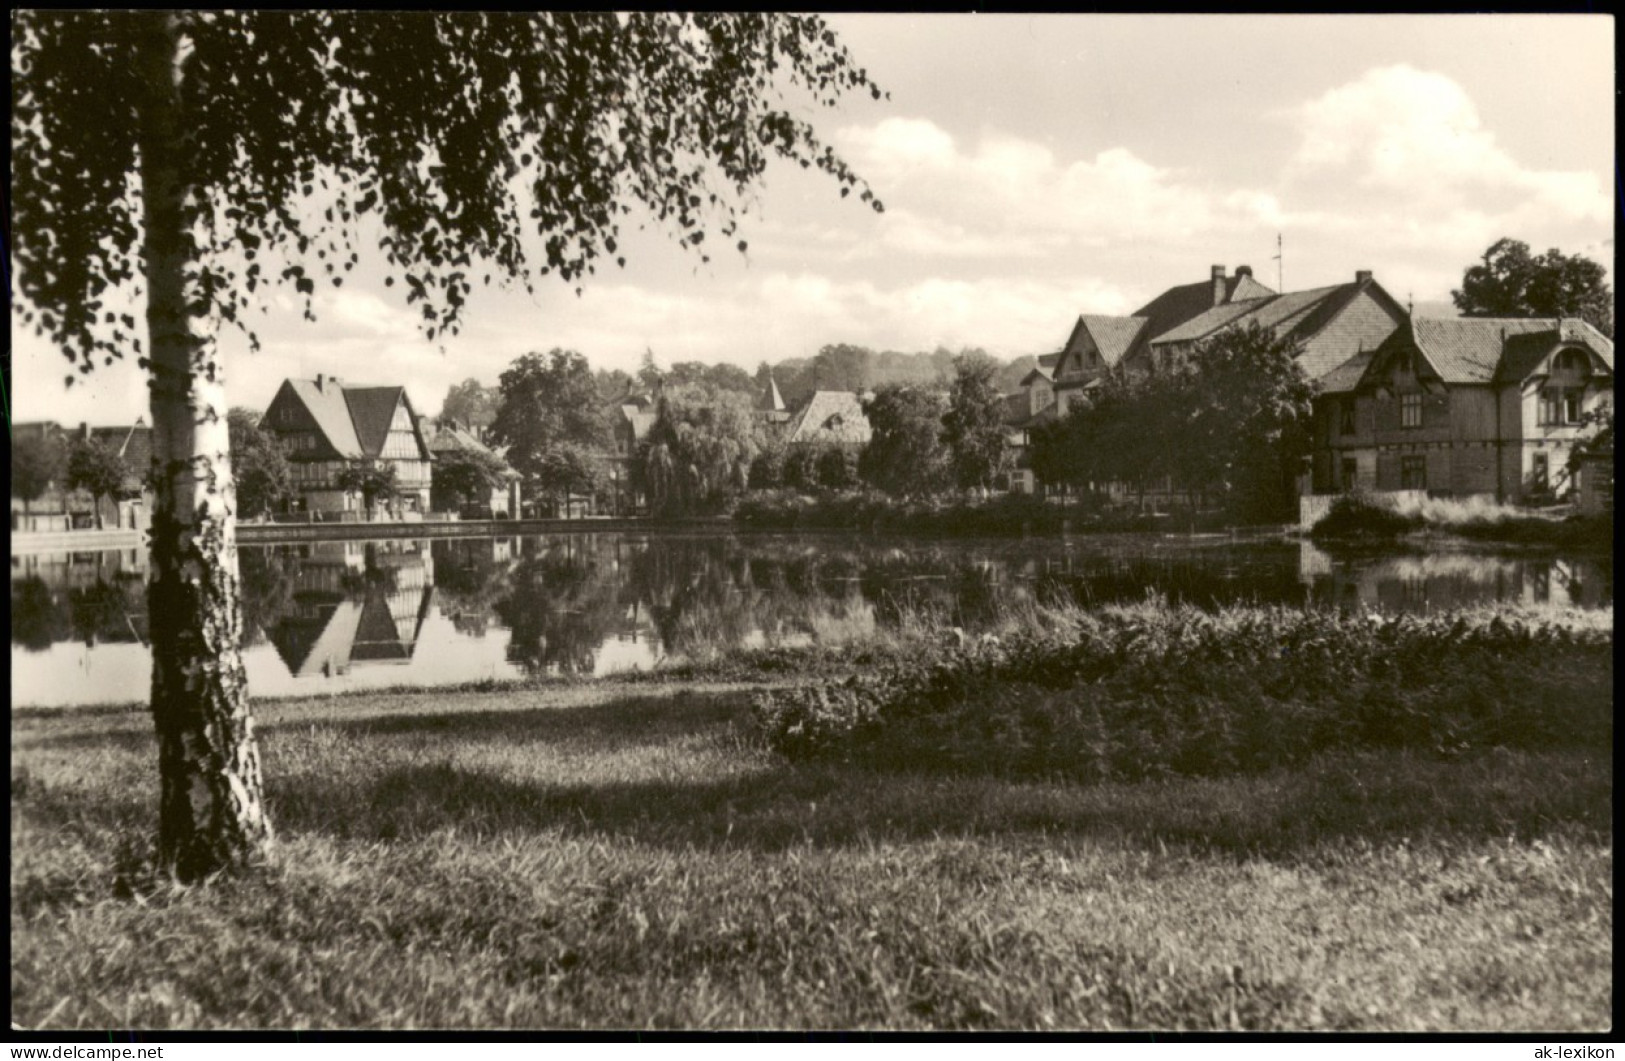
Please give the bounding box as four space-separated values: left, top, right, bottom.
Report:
1021 365 1054 384
1494 320 1615 383
1316 349 1375 395
1407 318 1563 384
426 420 519 478
1149 297 1274 344
286 379 364 458
1077 315 1147 366
786 390 872 444
1131 272 1278 341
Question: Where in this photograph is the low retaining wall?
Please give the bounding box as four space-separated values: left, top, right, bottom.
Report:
10 528 145 555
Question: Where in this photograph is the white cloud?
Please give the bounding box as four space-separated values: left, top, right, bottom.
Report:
1286 65 1610 224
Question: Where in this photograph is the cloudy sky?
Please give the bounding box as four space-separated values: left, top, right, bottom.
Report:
11 13 1614 427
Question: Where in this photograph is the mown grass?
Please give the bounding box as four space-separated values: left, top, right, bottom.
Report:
12 631 1612 1032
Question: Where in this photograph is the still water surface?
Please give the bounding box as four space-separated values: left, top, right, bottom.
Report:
10 531 1611 707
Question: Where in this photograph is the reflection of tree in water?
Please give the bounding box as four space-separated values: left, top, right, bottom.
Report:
431 539 514 639
238 547 297 647
495 543 624 676
628 537 763 658
11 577 71 652
68 577 145 647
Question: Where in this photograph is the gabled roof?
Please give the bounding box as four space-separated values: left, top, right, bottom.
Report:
1021 365 1055 385
278 379 431 461
1149 297 1275 344
284 379 365 458
1076 315 1147 367
426 419 519 479
1405 318 1566 384
1494 321 1615 383
344 387 412 456
1131 271 1277 341
786 390 872 443
1316 349 1376 395
1361 317 1614 387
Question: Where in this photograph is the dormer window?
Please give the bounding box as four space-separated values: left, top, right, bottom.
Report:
1553 349 1588 375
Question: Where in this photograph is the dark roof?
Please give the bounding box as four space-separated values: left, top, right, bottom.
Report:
1036 352 1062 369
277 378 431 461
1150 297 1275 344
343 386 409 456
1316 349 1375 395
1131 271 1277 342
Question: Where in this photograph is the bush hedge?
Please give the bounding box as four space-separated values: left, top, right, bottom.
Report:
751 607 1613 782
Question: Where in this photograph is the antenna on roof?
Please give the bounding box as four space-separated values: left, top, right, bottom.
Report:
1271 234 1283 292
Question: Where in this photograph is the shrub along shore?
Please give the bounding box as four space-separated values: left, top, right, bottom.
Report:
10 602 1612 1030
1310 493 1613 552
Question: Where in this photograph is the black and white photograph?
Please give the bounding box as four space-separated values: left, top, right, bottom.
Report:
9 11 1614 1034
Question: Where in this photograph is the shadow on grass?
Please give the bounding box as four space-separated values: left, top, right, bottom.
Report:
267 750 1613 859
16 687 1613 863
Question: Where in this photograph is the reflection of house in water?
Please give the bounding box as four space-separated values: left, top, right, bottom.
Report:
267 540 435 677
1299 540 1610 611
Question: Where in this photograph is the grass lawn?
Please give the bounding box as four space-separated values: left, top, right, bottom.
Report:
11 679 1612 1031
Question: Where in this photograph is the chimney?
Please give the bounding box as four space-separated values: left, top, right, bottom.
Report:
1355 269 1373 284
1235 265 1253 279
1211 265 1227 306
80 421 92 442
315 373 325 393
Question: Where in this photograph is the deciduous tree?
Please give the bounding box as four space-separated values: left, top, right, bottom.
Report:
335 459 399 519
439 379 500 431
941 353 1010 493
1454 239 1613 338
638 384 761 515
430 446 509 513
227 408 291 520
11 432 66 517
66 437 129 528
490 349 610 514
11 10 882 879
859 384 950 497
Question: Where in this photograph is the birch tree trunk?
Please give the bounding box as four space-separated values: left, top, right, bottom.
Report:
136 12 273 881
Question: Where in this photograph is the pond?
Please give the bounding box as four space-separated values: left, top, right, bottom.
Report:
9 531 1612 708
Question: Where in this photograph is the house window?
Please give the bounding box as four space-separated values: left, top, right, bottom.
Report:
1542 387 1585 425
1531 452 1549 491
1400 393 1422 429
1340 458 1358 492
1339 399 1356 436
1400 455 1426 490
